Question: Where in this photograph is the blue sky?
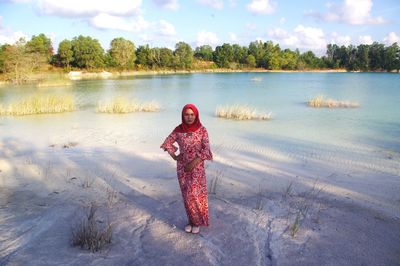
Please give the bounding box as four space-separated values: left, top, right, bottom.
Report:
0 0 399 55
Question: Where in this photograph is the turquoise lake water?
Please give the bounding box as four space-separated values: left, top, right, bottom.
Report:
0 72 399 153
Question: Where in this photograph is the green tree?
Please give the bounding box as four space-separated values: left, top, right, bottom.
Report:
263 41 281 69
246 54 256 68
355 44 369 71
56 39 74 68
214 43 234 68
232 44 248 65
158 48 175 68
136 45 151 68
299 51 321 69
248 40 266 68
280 49 298 70
174 42 193 69
0 44 9 73
71 35 105 69
194 45 213 61
383 43 399 72
368 42 385 71
345 45 357 71
26 33 53 63
108 37 136 70
324 44 340 68
2 38 34 84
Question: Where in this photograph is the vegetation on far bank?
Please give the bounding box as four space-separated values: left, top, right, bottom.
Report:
0 33 399 84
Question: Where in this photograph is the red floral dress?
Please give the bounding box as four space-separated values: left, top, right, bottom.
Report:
161 126 213 226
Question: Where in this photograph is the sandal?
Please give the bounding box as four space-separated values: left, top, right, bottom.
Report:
191 226 200 234
184 224 192 233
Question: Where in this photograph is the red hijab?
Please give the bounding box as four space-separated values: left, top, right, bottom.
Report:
173 104 202 133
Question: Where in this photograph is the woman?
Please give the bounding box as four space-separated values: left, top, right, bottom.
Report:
160 104 213 234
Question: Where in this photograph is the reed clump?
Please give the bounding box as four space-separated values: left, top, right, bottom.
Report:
307 95 359 108
0 94 75 115
215 105 272 120
36 79 72 88
96 97 160 113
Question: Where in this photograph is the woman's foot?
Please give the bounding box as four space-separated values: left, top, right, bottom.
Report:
191 226 200 234
184 224 192 233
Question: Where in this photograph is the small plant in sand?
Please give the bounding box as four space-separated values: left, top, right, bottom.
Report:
289 211 301 237
283 181 294 199
255 184 264 210
71 202 112 252
215 105 272 120
285 179 325 237
82 174 95 188
96 97 160 113
106 187 119 208
0 94 75 115
307 95 359 108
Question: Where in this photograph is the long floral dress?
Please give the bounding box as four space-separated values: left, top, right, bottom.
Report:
161 126 213 226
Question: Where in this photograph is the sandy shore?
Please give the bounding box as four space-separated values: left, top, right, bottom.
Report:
65 69 348 80
0 117 399 266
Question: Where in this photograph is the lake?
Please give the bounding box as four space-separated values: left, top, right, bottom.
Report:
1 72 399 152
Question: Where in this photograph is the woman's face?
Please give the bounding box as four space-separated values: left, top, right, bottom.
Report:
183 108 196 125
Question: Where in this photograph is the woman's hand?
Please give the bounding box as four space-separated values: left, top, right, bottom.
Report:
184 157 202 172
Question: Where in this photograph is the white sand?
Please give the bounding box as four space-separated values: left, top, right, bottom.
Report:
0 117 400 265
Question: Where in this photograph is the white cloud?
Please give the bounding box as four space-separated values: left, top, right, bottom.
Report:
247 0 276 15
0 17 27 45
90 13 149 32
196 30 219 47
228 0 236 7
198 0 224 10
383 32 399 45
229 32 237 42
330 32 351 46
268 28 297 46
0 30 27 45
153 0 179 10
307 0 386 25
268 25 326 52
158 20 177 36
9 0 32 3
358 35 373 45
245 23 257 31
37 0 142 17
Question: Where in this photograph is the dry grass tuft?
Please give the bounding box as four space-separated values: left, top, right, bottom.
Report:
215 105 272 120
0 95 75 115
96 97 160 113
37 79 72 88
71 203 112 252
307 95 359 108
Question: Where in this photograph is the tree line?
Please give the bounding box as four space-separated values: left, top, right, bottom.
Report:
0 33 399 83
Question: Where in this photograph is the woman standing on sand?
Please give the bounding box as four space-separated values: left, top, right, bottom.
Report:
161 104 213 234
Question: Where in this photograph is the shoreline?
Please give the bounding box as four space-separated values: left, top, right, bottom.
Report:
2 68 397 84
2 68 399 85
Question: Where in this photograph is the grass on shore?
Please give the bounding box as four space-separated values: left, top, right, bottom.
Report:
71 203 112 252
96 97 160 113
0 94 75 115
307 95 359 108
215 105 272 120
